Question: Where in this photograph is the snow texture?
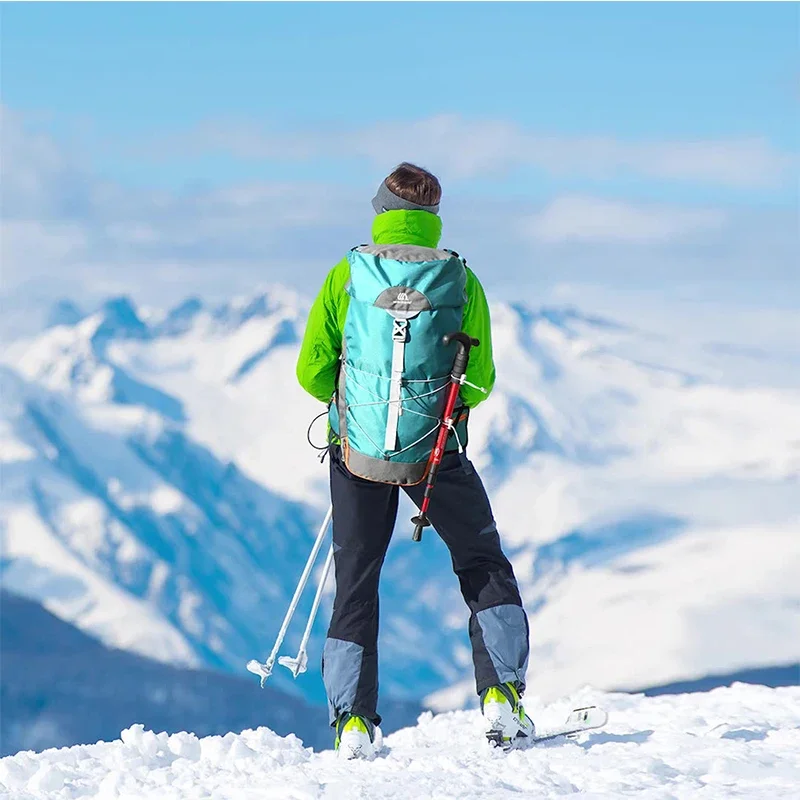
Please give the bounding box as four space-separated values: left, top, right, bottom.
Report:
2 684 798 799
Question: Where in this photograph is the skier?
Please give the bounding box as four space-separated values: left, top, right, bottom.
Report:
296 163 532 758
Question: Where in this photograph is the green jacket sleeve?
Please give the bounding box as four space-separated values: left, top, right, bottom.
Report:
461 268 496 408
296 257 351 403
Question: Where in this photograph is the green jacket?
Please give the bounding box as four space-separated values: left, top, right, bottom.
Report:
296 209 496 409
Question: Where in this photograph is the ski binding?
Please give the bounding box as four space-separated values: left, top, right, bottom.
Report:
487 705 608 750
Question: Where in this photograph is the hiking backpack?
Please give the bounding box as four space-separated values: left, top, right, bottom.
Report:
328 243 470 485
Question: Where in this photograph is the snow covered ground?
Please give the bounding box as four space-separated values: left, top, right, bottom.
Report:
2 684 798 799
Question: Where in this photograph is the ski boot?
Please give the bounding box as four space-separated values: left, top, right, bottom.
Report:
481 682 535 751
334 713 376 760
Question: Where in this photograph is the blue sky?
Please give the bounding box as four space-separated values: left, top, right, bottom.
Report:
2 2 798 320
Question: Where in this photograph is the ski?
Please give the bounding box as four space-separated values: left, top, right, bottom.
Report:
487 705 608 751
532 705 608 743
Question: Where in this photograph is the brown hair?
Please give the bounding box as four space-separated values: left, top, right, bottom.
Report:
385 162 442 207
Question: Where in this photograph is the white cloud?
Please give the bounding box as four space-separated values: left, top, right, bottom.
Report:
0 105 368 302
523 196 727 244
356 118 794 188
1 220 90 266
154 114 796 189
1 105 797 329
0 106 102 218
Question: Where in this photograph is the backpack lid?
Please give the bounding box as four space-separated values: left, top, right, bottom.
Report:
347 245 467 311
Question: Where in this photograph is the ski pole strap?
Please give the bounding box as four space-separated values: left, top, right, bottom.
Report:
460 377 487 394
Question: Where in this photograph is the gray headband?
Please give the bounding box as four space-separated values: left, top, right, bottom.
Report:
372 180 440 216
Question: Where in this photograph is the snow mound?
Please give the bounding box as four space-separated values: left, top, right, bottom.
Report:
3 685 798 799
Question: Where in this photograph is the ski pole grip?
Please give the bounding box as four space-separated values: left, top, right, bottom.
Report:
443 332 480 379
411 512 430 542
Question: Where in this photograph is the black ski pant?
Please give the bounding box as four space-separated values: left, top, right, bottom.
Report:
323 445 529 726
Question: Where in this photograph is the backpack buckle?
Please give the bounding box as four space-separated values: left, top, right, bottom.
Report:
392 318 408 342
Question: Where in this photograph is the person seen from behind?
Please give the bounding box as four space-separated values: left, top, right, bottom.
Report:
296 162 532 759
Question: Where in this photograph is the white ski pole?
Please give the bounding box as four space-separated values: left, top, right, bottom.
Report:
247 504 333 687
279 542 335 678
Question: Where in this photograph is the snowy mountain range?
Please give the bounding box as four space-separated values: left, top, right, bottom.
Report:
0 590 329 756
0 590 421 757
2 287 799 722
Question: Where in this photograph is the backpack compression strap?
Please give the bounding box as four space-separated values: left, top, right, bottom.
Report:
385 316 408 451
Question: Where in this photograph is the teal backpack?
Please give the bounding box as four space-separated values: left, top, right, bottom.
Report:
329 243 469 485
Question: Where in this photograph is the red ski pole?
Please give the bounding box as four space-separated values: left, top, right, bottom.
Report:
411 332 479 542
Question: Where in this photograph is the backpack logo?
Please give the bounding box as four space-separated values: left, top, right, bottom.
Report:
394 291 411 305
